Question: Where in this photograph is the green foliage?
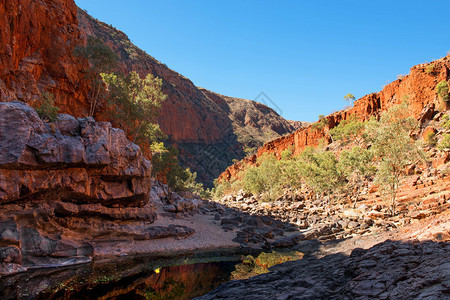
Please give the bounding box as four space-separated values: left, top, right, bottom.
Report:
436 81 450 102
244 146 256 156
231 250 303 280
438 134 450 150
441 115 450 130
35 92 59 122
243 154 284 202
74 36 117 116
339 146 375 206
151 143 209 198
329 116 365 143
365 102 424 215
425 64 436 74
310 115 329 133
424 131 437 147
102 71 167 145
344 93 355 103
297 147 344 197
212 178 243 199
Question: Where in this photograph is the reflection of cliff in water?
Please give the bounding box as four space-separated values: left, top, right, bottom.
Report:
0 255 239 300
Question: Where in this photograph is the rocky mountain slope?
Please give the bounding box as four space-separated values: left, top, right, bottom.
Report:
219 56 450 182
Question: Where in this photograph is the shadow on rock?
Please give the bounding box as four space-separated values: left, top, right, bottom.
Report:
195 239 450 299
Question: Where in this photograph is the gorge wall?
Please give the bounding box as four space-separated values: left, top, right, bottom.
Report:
0 0 90 115
219 56 450 182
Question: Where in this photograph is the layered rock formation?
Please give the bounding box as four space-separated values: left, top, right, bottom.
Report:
219 56 450 182
0 102 196 276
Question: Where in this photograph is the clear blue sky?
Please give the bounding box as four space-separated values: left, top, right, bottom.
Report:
75 0 450 122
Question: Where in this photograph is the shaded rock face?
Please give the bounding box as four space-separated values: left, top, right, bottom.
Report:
0 0 90 115
220 57 450 182
0 102 198 276
197 240 450 300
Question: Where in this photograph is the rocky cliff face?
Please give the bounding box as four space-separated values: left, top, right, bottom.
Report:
219 56 450 182
0 0 90 115
0 102 196 276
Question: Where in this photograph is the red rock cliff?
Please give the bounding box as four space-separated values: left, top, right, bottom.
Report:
219 56 450 182
0 0 90 115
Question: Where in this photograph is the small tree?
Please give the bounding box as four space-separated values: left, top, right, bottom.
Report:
74 36 117 116
243 154 283 202
365 102 424 215
297 147 344 200
101 71 167 145
311 114 329 133
344 93 356 103
339 146 375 207
35 92 59 122
329 115 365 144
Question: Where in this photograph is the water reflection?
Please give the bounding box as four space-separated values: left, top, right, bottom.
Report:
0 255 240 300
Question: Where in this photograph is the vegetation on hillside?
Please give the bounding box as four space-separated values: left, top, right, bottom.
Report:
214 103 429 215
436 80 450 102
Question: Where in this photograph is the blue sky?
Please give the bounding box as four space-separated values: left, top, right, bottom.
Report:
75 0 450 122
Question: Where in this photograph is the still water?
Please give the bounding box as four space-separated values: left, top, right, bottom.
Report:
0 255 240 300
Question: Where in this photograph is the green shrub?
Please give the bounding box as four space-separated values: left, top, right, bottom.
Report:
151 143 209 198
212 178 243 199
425 64 436 74
438 134 450 150
35 92 59 122
424 131 437 147
297 147 344 197
329 115 365 142
441 115 450 130
436 81 450 102
243 154 284 201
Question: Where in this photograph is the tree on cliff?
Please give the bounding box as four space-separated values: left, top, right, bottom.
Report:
74 36 117 117
101 71 167 146
366 102 424 216
344 93 356 103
